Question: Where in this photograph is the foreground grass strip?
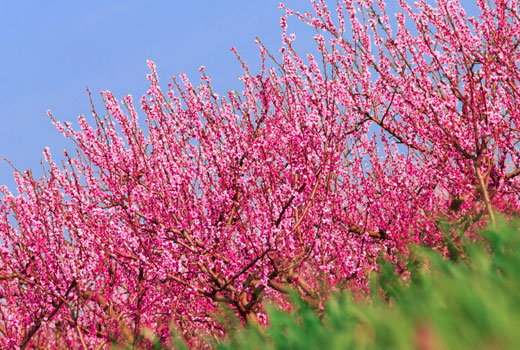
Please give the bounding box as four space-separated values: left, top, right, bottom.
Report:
218 218 520 350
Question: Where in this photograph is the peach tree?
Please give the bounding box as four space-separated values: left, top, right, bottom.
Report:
0 0 519 348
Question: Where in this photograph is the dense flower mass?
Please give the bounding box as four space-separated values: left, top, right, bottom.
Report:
0 0 519 348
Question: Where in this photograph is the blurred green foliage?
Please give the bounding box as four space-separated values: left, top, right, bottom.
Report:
219 218 520 350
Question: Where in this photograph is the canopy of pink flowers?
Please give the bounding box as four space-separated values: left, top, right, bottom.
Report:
0 0 519 348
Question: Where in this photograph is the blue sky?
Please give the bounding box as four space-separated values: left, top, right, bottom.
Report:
0 1 479 192
0 1 308 191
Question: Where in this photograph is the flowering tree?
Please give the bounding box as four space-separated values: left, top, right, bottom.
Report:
0 0 519 348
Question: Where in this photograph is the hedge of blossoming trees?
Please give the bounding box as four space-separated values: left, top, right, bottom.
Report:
0 0 518 348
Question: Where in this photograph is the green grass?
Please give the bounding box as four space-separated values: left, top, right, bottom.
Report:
219 218 520 350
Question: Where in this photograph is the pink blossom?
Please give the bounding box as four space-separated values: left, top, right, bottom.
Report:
1 0 519 348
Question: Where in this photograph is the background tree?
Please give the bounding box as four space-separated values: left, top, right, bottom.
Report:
0 0 519 348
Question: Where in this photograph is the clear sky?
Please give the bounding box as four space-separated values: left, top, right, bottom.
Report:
0 1 304 191
0 1 479 192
